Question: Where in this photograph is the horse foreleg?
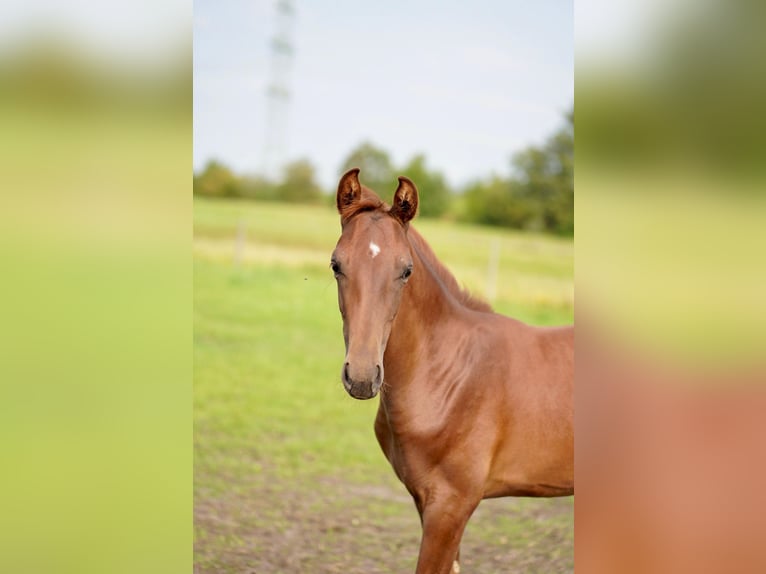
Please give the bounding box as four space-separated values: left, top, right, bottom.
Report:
414 494 477 574
453 548 461 573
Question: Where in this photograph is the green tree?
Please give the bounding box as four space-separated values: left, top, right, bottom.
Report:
193 160 240 198
458 108 573 235
399 154 451 218
339 142 395 194
544 111 574 234
511 110 573 234
462 177 536 228
276 159 323 203
238 174 278 201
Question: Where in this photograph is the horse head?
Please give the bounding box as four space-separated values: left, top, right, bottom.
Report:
331 168 419 399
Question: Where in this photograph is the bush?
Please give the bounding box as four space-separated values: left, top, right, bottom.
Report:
275 159 324 203
193 159 323 204
193 160 239 198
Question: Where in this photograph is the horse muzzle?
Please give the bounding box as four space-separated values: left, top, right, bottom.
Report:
342 361 383 400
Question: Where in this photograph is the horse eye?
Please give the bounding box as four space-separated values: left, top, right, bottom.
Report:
331 261 341 276
401 266 413 280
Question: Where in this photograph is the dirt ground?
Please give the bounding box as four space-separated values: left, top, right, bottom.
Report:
195 468 573 574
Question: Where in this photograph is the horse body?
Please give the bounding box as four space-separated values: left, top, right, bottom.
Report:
332 169 573 574
377 235 573 488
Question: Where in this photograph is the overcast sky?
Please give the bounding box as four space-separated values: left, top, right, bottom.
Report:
194 0 573 189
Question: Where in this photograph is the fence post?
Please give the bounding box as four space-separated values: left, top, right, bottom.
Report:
234 219 246 267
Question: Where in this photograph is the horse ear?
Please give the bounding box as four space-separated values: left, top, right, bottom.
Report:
391 176 419 225
337 168 362 216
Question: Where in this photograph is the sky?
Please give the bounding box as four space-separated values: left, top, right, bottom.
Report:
194 0 573 189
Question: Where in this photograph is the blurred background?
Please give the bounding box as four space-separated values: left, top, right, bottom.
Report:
0 2 190 574
577 0 766 572
193 1 573 573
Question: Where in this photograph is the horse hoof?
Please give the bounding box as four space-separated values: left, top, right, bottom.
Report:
452 560 461 573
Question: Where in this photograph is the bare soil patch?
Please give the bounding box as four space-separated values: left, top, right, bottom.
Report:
195 469 573 574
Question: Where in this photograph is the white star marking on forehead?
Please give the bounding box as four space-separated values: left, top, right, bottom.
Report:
369 241 381 258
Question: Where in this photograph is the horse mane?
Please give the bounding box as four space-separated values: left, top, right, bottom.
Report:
340 186 385 224
405 226 494 314
343 185 493 314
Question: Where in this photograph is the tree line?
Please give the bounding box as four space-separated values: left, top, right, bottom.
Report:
194 109 572 235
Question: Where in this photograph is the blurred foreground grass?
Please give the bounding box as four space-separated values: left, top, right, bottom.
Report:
0 34 191 574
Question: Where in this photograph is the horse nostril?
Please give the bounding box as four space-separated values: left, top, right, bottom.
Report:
375 364 382 385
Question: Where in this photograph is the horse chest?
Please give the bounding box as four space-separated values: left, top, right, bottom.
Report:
376 399 465 485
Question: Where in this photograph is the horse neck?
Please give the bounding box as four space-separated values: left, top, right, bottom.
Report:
382 235 462 386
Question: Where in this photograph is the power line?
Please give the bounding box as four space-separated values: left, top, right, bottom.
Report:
262 0 295 179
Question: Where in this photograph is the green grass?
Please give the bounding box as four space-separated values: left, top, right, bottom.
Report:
194 260 383 482
194 197 574 573
194 197 573 324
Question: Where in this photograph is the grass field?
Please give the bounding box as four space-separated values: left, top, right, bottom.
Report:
194 197 574 573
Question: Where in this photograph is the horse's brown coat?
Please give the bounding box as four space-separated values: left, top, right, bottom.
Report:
332 169 573 574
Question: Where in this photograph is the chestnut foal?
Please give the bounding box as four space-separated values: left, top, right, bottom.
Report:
331 169 573 574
